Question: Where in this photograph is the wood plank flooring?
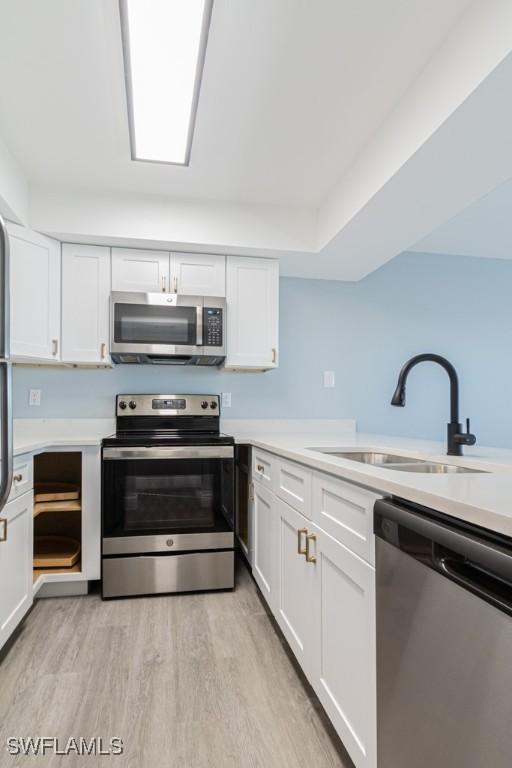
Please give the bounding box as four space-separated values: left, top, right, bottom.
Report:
0 558 354 768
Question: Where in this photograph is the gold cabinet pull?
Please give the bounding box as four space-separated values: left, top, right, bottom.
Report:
52 338 59 356
101 342 107 359
13 473 23 483
0 518 7 542
305 533 317 563
257 464 264 473
173 275 178 293
249 481 255 501
297 527 307 556
271 347 276 364
161 275 166 292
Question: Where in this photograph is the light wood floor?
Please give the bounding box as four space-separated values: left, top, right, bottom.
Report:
0 558 354 768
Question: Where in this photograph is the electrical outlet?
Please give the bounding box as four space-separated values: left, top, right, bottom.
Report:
221 392 232 408
323 371 335 388
29 389 41 406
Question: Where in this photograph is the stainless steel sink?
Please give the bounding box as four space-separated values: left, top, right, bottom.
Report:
392 462 483 474
317 451 419 465
309 450 485 474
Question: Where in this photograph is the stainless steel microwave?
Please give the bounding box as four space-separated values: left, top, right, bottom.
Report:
110 292 226 365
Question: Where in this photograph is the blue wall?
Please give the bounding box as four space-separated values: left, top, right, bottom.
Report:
13 251 512 447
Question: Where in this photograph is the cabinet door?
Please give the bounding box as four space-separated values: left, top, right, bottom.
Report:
111 248 169 293
9 223 61 361
170 253 225 296
312 526 377 768
252 482 278 611
276 497 315 679
0 491 33 651
61 244 111 363
225 256 279 369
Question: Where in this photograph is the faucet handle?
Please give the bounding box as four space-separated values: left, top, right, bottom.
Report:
463 418 476 446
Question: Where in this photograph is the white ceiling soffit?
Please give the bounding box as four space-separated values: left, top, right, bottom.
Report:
1 0 512 279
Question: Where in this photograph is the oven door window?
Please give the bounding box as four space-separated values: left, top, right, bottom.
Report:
113 303 198 346
103 457 234 537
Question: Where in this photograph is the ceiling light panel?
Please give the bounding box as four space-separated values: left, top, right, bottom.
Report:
120 0 212 165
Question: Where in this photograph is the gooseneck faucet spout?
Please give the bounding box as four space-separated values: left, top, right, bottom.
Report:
391 353 476 456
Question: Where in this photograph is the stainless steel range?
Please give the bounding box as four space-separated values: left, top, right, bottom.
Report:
101 394 235 599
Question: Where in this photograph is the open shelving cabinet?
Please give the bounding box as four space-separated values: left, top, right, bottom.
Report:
33 452 82 585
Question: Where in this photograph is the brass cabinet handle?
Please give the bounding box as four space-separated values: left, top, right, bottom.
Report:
0 518 7 542
173 275 178 293
161 275 166 292
257 464 264 473
249 481 255 501
297 527 307 556
305 533 317 563
13 473 22 483
52 338 59 356
101 342 107 359
272 348 276 364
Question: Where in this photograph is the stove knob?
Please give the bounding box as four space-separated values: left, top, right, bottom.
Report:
201 401 209 409
129 400 137 410
210 401 218 410
118 400 127 410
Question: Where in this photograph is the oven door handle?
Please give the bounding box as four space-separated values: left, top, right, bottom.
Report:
103 446 234 460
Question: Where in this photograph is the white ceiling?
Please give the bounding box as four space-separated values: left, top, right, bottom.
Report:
410 178 512 260
0 0 471 209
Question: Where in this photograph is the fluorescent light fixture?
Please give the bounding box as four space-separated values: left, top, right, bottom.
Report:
120 0 213 165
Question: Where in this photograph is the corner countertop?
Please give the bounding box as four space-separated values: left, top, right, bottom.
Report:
13 418 116 455
12 417 512 538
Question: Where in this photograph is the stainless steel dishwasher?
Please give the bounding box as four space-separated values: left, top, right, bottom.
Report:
374 498 512 768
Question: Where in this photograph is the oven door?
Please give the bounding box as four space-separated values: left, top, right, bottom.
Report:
110 292 202 356
102 446 234 554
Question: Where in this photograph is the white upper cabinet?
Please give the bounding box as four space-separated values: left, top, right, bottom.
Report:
225 256 279 370
170 253 225 296
9 223 61 361
61 244 111 364
111 248 169 293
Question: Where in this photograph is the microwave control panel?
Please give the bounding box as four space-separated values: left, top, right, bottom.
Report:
204 308 223 347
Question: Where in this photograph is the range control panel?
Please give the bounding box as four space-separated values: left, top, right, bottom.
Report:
116 394 220 417
203 307 223 347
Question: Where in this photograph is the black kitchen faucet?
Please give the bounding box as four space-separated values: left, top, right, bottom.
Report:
391 353 476 456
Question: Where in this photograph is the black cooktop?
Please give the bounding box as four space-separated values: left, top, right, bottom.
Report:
102 431 234 448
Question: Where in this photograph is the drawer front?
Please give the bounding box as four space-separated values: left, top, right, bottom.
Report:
312 472 381 565
252 448 274 489
102 551 234 598
8 455 34 502
275 458 312 519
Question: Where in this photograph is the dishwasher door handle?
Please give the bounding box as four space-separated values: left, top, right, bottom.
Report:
374 498 512 585
435 553 512 616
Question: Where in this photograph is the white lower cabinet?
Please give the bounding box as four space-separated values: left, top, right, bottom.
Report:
275 497 315 679
251 450 377 768
312 525 376 768
0 490 33 651
252 481 278 611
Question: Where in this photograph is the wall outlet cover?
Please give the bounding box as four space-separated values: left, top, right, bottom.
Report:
221 392 232 408
29 389 41 406
323 371 335 388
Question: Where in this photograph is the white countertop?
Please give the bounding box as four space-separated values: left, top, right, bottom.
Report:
13 418 115 455
12 417 512 538
226 426 512 538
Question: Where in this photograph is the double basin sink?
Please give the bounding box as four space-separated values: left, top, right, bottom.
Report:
310 450 485 474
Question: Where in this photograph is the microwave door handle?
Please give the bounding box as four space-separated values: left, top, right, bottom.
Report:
196 305 203 346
